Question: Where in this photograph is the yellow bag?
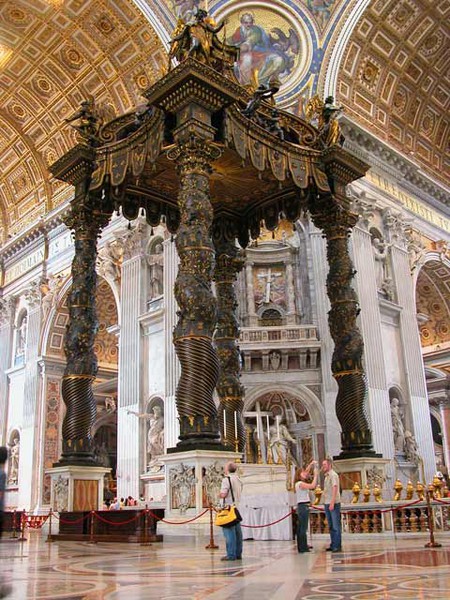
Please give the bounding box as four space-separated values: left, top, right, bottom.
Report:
215 505 242 528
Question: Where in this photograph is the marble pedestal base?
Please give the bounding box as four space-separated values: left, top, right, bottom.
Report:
158 450 240 524
46 465 111 512
333 457 391 503
141 467 165 502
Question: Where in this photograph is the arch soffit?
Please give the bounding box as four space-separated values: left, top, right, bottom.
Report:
415 256 450 348
41 275 119 358
243 383 325 427
327 0 450 186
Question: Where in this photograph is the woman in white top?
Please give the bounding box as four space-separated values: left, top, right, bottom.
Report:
294 460 318 553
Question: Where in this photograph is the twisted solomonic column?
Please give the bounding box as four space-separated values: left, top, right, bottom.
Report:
213 223 245 452
167 136 224 449
310 195 376 458
60 195 111 464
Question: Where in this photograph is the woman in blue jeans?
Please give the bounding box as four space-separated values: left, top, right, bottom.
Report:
219 462 243 561
294 460 318 553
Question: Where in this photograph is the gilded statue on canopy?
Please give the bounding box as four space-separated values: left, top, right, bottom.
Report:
305 94 345 148
168 8 238 72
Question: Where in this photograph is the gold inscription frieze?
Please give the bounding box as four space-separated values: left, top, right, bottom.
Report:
366 171 449 233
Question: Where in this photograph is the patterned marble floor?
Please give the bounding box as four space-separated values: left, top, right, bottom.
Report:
0 531 449 599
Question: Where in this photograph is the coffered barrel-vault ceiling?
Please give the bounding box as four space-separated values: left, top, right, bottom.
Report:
0 0 448 243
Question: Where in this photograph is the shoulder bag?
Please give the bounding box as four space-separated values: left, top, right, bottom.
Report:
214 476 243 528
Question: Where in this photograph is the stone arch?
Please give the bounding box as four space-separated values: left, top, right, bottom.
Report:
415 257 450 349
244 383 325 427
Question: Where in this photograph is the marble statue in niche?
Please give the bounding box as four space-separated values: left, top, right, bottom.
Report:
404 430 420 464
15 314 28 359
371 234 393 299
390 397 406 454
269 416 297 464
128 402 165 467
148 241 164 300
8 436 20 486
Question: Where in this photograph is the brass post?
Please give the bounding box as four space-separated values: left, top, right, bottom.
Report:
205 505 219 550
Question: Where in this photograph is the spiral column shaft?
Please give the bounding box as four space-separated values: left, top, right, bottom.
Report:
168 136 224 449
213 227 245 452
310 194 376 458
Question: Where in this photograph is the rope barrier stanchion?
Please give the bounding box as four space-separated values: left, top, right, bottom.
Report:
140 508 152 547
17 510 27 542
205 505 218 550
425 489 441 548
11 509 17 539
88 511 97 545
46 508 54 543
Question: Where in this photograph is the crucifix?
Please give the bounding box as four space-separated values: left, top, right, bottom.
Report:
243 401 272 463
257 267 283 304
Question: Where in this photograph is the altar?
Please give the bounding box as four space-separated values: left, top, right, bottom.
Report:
240 492 295 541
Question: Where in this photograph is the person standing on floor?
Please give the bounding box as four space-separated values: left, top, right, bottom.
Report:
294 460 319 553
219 462 243 562
322 457 342 552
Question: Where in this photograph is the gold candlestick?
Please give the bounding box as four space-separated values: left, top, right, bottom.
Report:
416 481 424 501
245 426 253 464
393 479 403 501
256 440 263 464
234 438 241 463
267 442 274 464
276 442 283 465
405 481 414 500
351 481 360 504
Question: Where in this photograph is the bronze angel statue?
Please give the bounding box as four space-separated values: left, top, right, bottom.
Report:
305 94 345 148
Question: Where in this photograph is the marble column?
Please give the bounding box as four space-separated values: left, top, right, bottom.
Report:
19 281 43 510
352 222 394 459
0 297 15 444
117 219 148 500
213 224 245 452
439 399 450 477
163 237 180 450
390 236 435 480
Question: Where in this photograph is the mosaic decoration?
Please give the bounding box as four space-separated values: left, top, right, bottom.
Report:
42 378 62 505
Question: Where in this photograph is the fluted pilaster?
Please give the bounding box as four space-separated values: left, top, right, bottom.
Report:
117 219 148 499
0 298 15 444
163 238 180 449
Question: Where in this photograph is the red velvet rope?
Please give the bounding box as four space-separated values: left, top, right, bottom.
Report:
53 512 92 525
240 510 295 529
93 511 144 526
434 497 450 505
146 508 209 525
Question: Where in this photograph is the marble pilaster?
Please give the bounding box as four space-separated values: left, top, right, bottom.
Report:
245 262 257 326
0 297 15 444
309 224 341 455
19 282 43 510
390 242 435 481
163 237 180 449
439 399 450 477
352 225 393 460
117 220 148 500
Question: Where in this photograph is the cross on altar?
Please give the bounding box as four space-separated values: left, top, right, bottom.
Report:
256 267 283 304
243 401 272 462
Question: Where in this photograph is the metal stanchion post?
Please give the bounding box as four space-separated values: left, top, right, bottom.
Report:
18 510 27 542
11 509 17 539
425 489 442 548
141 509 152 546
205 505 218 550
46 508 54 543
88 511 97 544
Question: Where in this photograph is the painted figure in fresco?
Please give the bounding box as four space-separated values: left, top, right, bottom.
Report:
172 0 200 22
307 0 335 28
229 12 299 88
